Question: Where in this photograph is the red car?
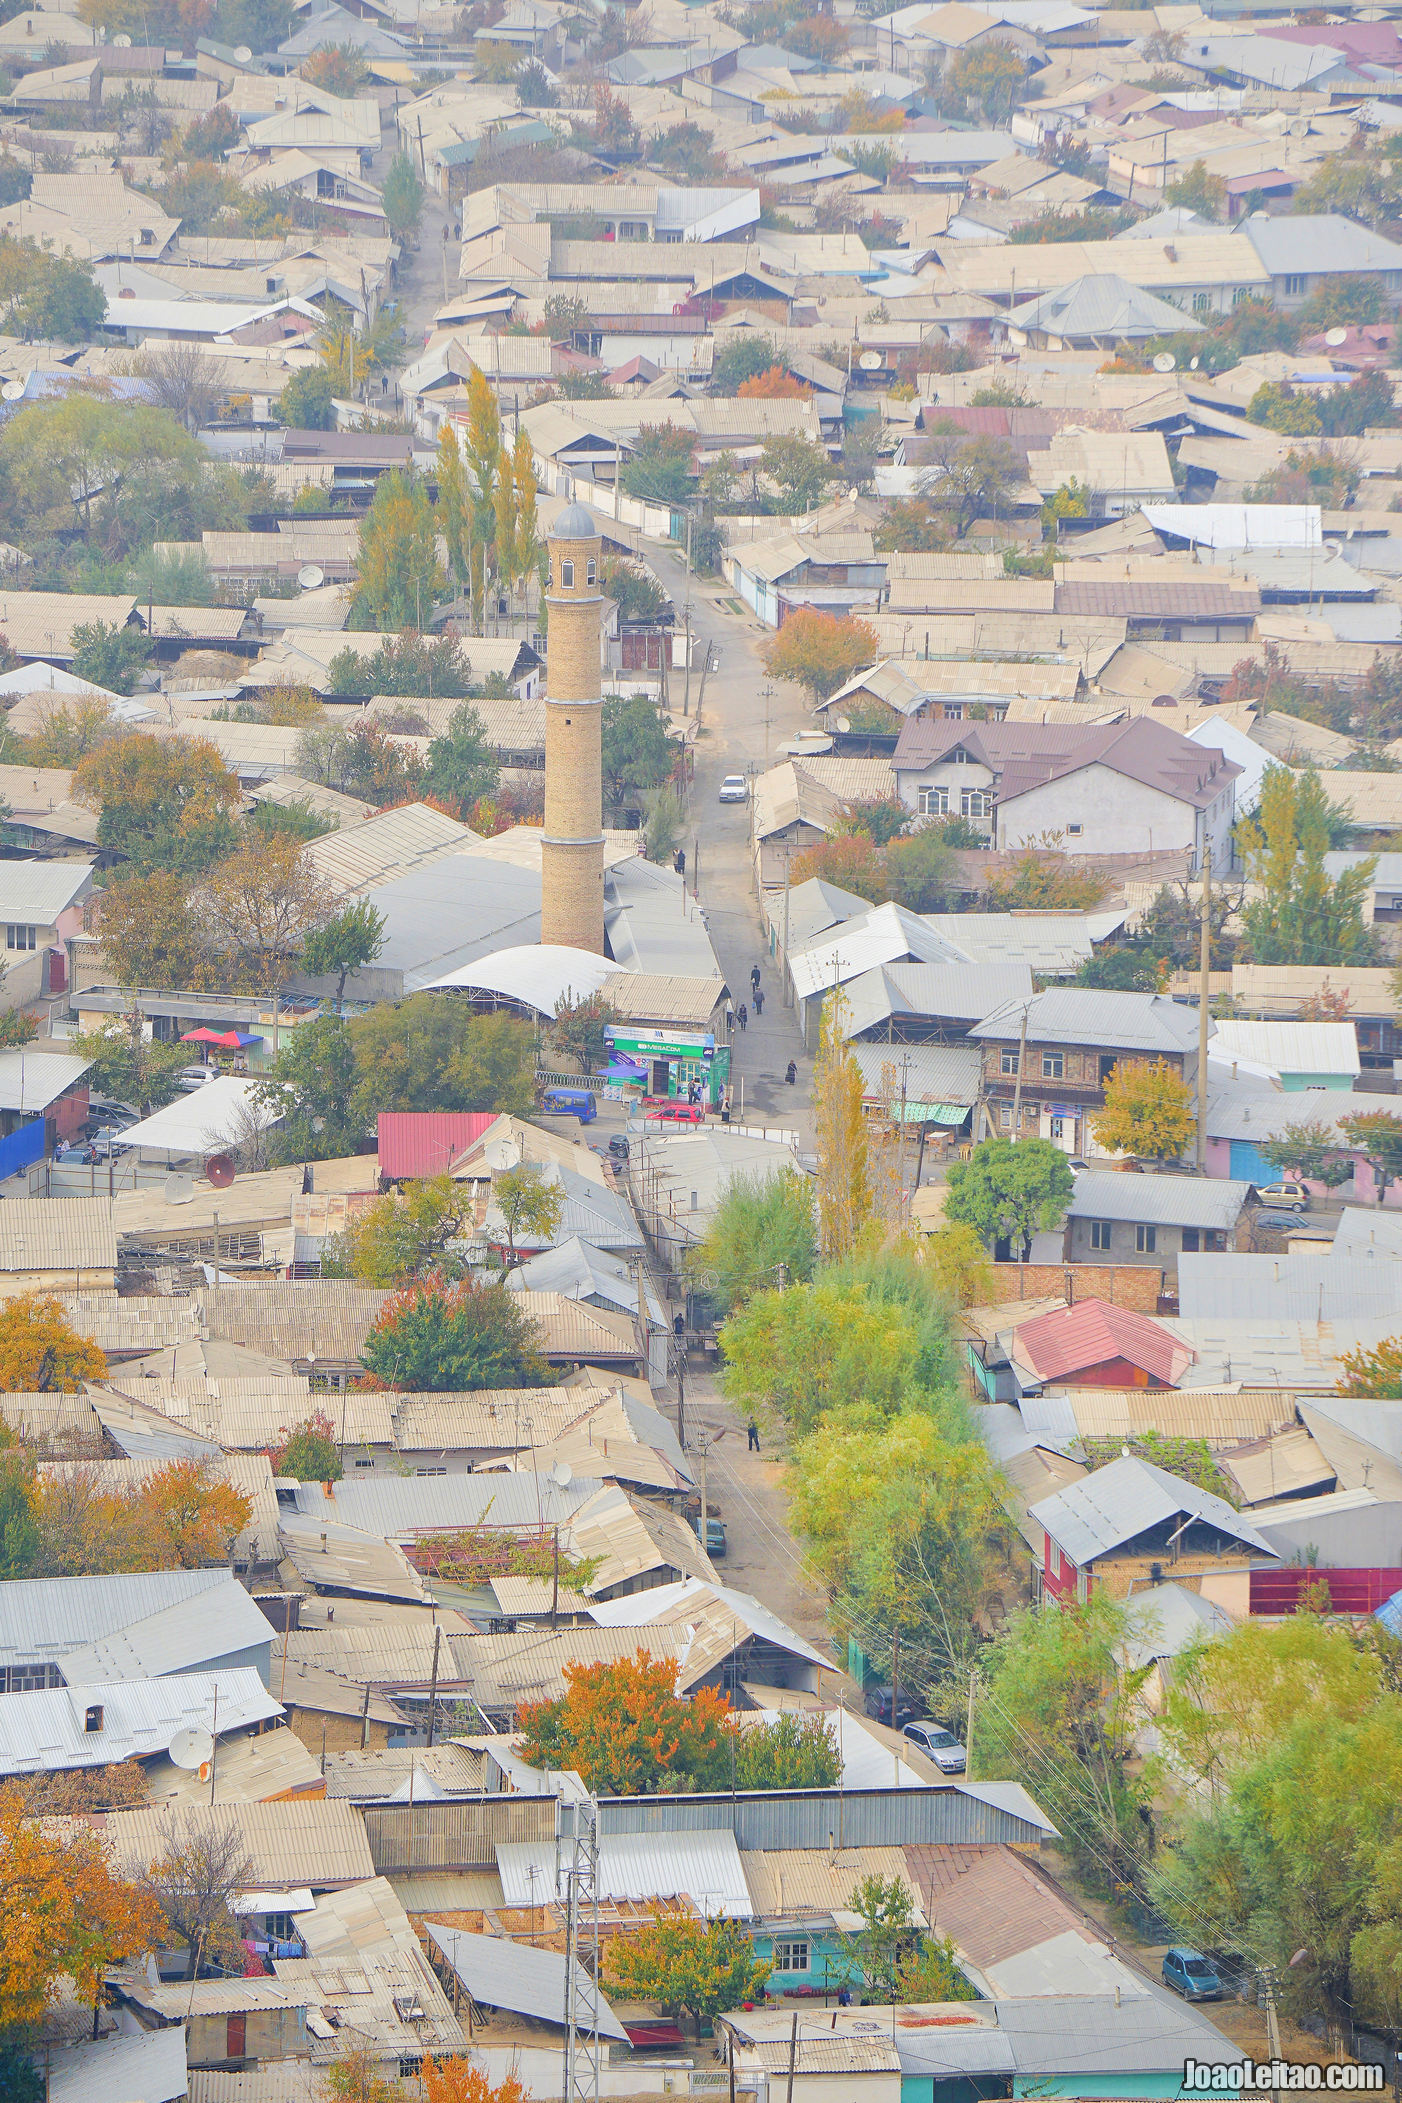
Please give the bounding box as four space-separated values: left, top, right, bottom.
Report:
644 1101 706 1125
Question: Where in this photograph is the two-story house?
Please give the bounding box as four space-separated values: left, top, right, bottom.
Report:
890 716 1240 869
969 988 1205 1168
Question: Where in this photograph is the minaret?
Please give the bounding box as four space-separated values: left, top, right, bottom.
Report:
541 502 605 954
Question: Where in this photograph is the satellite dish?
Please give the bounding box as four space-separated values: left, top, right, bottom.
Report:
234 42 253 59
1189 356 1200 370
112 31 131 43
858 350 882 371
1325 326 1348 347
1152 350 1176 373
550 1460 573 1488
297 564 324 590
0 380 24 402
205 1153 236 1189
163 1173 195 1206
168 1726 215 1772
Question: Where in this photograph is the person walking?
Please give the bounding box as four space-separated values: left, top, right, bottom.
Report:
750 965 761 995
785 1059 797 1084
726 1006 735 1035
738 1002 748 1031
747 1420 760 1452
674 847 686 876
753 985 764 1016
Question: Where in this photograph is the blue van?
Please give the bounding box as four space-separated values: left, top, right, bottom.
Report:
541 1087 597 1123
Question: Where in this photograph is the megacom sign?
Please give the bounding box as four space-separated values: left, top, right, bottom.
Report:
605 1026 717 1061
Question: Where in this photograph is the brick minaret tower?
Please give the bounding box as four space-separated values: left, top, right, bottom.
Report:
541 502 605 953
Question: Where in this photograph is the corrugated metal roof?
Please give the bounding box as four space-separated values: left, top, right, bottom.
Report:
1210 1018 1361 1076
306 802 480 896
1068 1171 1251 1231
388 1869 504 1913
0 591 137 660
47 2027 187 2103
741 1845 923 1920
144 1724 323 1807
971 988 1201 1054
425 1924 630 2038
498 1825 754 1917
1010 1301 1193 1388
0 1195 114 1271
1028 1455 1275 1567
106 1798 376 1888
275 1876 465 2059
1026 1387 1297 1444
190 2062 324 2103
376 1111 495 1180
0 1567 231 1661
1178 1250 1402 1324
199 1282 390 1364
0 1048 92 1112
61 1579 274 1684
0 860 92 919
0 1665 276 1776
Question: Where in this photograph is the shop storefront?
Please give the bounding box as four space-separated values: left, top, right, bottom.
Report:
604 1026 730 1108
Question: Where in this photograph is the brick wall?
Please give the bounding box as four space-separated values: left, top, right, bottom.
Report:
983 1262 1164 1311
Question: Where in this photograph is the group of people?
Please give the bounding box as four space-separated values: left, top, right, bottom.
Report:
724 966 797 1086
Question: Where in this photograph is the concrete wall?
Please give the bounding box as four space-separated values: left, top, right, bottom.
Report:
981 1261 1164 1312
996 764 1234 870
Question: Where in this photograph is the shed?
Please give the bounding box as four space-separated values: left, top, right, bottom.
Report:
424 1923 630 2040
0 1193 115 1293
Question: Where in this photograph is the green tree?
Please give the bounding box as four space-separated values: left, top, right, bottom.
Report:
1259 1118 1354 1189
1248 381 1323 436
691 1170 816 1313
1164 158 1226 219
606 1910 771 2039
601 694 676 810
1076 947 1160 991
943 38 1023 119
1239 763 1376 966
75 735 241 875
325 631 473 700
760 431 834 512
424 700 499 817
842 1874 921 2002
0 237 105 341
548 992 621 1077
381 151 424 242
254 1012 363 1164
277 367 336 430
326 1178 467 1286
1136 879 1238 970
349 470 445 630
619 424 694 505
944 1136 1074 1256
711 334 777 393
69 620 151 697
1339 1108 1402 1206
492 1159 563 1269
361 1271 551 1390
267 1409 343 1482
732 1713 840 1789
346 995 535 1126
71 1015 191 1114
301 900 387 1002
884 827 954 912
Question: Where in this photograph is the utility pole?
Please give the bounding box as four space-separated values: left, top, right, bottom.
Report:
890 1628 900 1738
682 510 693 716
966 1666 976 1772
1196 841 1212 1174
785 2013 799 2103
782 850 793 1006
562 1796 603 2103
1260 1962 1282 2103
1010 1001 1030 1140
426 1623 441 1747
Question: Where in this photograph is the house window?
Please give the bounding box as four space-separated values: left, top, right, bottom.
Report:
1099 1055 1118 1084
1182 1228 1199 1253
773 1940 810 1973
2 1662 61 1691
560 559 574 588
264 1912 299 1941
1232 285 1252 306
1042 1051 1064 1079
1000 1049 1020 1075
961 789 991 818
998 1102 1014 1128
1066 822 1083 836
1136 1223 1157 1253
5 926 35 950
1192 291 1213 313
416 1466 447 1477
1283 274 1306 297
354 1457 375 1468
1206 1229 1227 1252
1090 1220 1112 1251
918 785 949 817
586 559 597 585
1050 1116 1065 1142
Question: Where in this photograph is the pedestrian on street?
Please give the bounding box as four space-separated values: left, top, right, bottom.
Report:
751 965 761 994
738 1003 748 1031
785 1059 797 1085
726 1006 735 1035
674 848 686 876
754 986 764 1015
747 1420 760 1451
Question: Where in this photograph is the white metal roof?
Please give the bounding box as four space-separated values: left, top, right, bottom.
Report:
425 943 616 1009
0 1048 92 1111
118 1076 282 1153
1029 1455 1276 1567
1210 1018 1360 1077
0 859 92 919
47 2029 187 2103
497 1824 754 1918
0 1665 277 1775
1068 1172 1253 1230
1140 503 1322 551
424 1925 629 2039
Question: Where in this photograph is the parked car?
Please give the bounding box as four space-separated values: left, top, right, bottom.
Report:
864 1686 922 1730
902 1721 967 1774
691 1512 726 1558
177 1065 218 1092
55 1142 97 1164
718 775 748 803
1256 1181 1308 1213
1254 1211 1303 1234
88 1096 139 1126
606 1134 630 1162
1162 1948 1223 2001
86 1127 133 1159
540 1087 596 1123
645 1102 705 1125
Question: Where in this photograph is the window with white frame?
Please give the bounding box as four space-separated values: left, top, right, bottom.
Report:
1283 275 1306 297
773 1941 810 1973
998 1102 1014 1128
5 926 35 951
918 785 949 817
1192 291 1213 313
1042 1051 1064 1079
586 559 597 585
1000 1049 1019 1075
961 789 991 819
560 559 574 588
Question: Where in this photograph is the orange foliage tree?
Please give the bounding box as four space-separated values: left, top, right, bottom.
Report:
789 832 888 902
518 1649 733 1795
762 609 879 701
421 2057 529 2103
32 1458 251 1574
0 1783 162 2028
1337 1336 1402 1398
736 366 813 400
0 1295 105 1392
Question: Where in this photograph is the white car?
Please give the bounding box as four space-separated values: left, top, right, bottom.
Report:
177 1065 218 1092
718 775 748 803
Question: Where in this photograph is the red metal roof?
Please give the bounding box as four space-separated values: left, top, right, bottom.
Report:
376 1112 496 1180
1010 1298 1191 1387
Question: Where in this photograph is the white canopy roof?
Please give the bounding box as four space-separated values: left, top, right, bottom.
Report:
118 1076 281 1154
425 943 616 1014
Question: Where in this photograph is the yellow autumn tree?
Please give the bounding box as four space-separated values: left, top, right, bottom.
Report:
462 365 502 611
1090 1058 1195 1163
0 1294 105 1392
0 1784 162 2027
349 468 446 630
437 421 472 589
813 986 871 1262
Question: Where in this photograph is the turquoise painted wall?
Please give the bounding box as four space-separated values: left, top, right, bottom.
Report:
1278 1073 1355 1092
749 1926 853 1997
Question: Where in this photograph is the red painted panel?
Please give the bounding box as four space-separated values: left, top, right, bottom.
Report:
1250 1566 1402 1615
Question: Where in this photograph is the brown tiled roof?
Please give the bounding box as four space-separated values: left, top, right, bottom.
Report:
1054 581 1261 619
890 714 1240 812
903 1843 1098 1967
